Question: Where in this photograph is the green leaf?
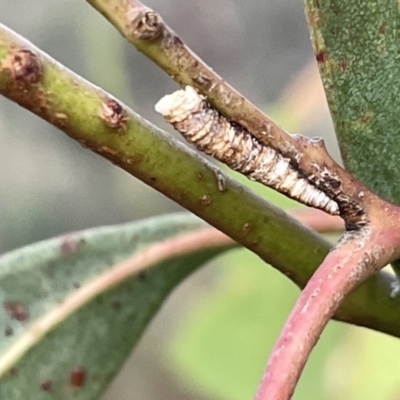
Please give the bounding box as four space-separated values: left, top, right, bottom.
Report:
325 325 400 400
167 249 343 400
0 213 234 399
305 1 400 204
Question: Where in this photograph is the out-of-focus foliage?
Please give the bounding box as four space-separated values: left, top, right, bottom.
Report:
0 214 232 400
167 249 342 400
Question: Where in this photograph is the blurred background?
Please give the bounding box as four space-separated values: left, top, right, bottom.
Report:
2 1 400 399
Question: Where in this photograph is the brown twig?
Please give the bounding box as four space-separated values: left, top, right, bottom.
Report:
86 0 382 228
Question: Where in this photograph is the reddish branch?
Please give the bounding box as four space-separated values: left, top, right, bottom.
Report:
256 207 400 399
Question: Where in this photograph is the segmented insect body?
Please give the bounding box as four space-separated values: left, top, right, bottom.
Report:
155 86 339 215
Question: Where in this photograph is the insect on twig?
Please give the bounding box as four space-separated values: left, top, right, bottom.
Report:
156 86 339 215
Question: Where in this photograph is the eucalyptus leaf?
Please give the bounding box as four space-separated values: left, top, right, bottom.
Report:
305 1 400 204
0 213 234 399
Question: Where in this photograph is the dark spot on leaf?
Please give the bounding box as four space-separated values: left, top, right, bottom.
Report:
360 112 372 125
73 282 81 289
4 325 13 336
150 177 156 182
4 301 29 322
8 367 18 377
60 236 81 256
70 366 86 388
379 22 386 34
138 271 146 281
40 379 52 391
315 51 327 63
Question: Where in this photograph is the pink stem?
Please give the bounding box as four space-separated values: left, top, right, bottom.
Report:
254 228 389 400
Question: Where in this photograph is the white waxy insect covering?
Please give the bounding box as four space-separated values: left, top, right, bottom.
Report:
156 86 339 215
